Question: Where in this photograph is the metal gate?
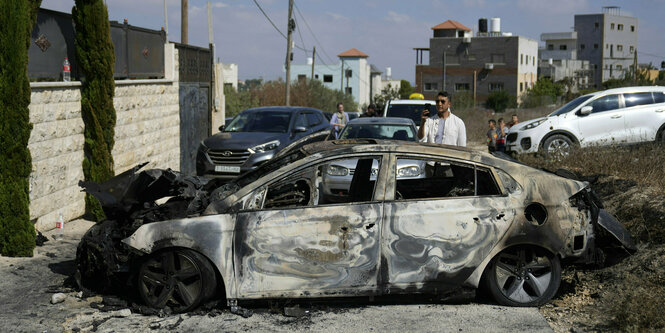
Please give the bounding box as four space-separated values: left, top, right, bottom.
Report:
175 43 212 175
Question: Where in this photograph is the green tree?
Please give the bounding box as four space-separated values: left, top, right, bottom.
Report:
521 77 563 108
373 83 400 110
486 90 516 113
73 0 116 221
398 80 415 99
0 0 41 257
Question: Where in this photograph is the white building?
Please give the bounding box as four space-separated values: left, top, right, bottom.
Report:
538 32 591 90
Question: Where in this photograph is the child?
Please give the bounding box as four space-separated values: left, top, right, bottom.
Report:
496 118 508 153
487 119 497 153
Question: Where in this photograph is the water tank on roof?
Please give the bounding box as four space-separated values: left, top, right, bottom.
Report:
479 18 488 33
490 17 501 33
307 57 313 65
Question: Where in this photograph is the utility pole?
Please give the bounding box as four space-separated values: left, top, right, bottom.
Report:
284 0 294 106
163 0 168 41
311 46 316 81
633 48 638 82
340 59 344 91
181 0 188 44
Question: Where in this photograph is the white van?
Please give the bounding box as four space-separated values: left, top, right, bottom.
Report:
506 86 665 157
383 99 436 128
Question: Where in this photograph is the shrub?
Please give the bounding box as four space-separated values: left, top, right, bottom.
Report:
453 91 474 110
398 80 415 99
73 0 116 221
0 0 41 257
485 90 515 113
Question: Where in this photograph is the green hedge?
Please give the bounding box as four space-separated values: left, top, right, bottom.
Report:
73 0 116 221
0 0 41 257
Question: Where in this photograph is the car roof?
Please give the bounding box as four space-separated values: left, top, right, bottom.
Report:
346 117 416 126
242 106 324 113
582 86 665 98
386 99 436 105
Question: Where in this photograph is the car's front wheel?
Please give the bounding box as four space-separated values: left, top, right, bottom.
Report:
542 134 574 159
484 246 561 307
138 249 217 312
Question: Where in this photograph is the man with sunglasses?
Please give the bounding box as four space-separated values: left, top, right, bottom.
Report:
417 91 467 146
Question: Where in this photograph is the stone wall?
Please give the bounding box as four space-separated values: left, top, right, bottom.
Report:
28 79 180 232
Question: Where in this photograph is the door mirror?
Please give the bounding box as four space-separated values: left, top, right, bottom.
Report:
218 125 225 132
578 106 593 115
293 126 307 133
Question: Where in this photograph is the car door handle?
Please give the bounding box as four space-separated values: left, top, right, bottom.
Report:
610 115 622 119
365 223 375 230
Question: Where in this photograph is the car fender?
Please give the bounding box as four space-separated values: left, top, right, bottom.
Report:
540 129 580 148
122 215 239 299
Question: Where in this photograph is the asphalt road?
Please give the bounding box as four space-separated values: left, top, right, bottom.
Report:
0 220 553 333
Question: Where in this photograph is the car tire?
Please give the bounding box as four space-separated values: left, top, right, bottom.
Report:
138 248 217 312
483 246 561 307
541 134 574 159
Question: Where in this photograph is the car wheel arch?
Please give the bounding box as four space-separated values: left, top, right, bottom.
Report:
539 130 580 148
656 123 665 142
139 245 226 291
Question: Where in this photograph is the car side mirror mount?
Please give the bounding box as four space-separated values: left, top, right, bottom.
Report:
578 106 593 116
218 125 225 132
293 126 307 133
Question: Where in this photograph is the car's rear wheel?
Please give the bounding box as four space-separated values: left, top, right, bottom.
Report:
484 246 561 307
138 249 217 312
542 134 574 159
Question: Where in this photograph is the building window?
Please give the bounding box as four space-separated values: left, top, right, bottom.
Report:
630 46 635 53
345 69 353 78
323 75 333 83
489 82 504 92
594 64 598 69
345 87 352 94
547 44 554 50
491 53 505 63
617 45 623 52
580 44 586 50
297 74 306 82
520 82 524 92
424 83 438 91
594 44 599 49
559 45 567 50
455 83 470 91
595 22 599 28
606 44 609 49
616 65 623 71
618 24 624 31
611 23 615 29
315 74 319 79
520 54 523 65
631 25 635 32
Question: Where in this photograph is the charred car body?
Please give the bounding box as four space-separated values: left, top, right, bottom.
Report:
77 140 635 312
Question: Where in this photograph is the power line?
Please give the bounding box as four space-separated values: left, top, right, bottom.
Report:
251 0 310 52
293 1 336 64
294 16 308 58
637 50 665 59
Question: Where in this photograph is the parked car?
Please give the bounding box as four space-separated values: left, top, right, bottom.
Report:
507 86 665 157
322 117 421 202
77 140 634 313
196 106 331 179
383 99 437 128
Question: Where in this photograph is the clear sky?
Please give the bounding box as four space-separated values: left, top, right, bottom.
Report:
42 0 665 84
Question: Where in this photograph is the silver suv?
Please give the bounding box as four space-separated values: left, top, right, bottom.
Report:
507 86 665 157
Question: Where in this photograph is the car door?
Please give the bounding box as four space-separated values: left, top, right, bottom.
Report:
233 155 386 298
622 91 664 143
575 93 628 146
290 112 310 141
381 155 514 291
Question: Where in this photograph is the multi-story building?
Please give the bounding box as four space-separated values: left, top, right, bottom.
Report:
291 48 393 108
538 32 591 90
575 6 638 88
415 19 538 103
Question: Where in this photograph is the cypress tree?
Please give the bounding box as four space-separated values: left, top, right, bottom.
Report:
0 0 41 257
73 0 116 221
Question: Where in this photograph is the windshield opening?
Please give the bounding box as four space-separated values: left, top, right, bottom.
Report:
386 104 436 124
549 95 593 116
339 124 416 141
224 111 292 133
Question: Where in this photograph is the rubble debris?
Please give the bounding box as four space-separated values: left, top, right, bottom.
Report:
51 293 66 304
284 304 308 317
111 309 132 318
230 304 253 318
35 231 48 246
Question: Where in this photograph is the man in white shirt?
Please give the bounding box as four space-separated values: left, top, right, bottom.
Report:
417 92 467 146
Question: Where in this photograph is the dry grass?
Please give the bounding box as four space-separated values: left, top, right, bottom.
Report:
455 106 555 144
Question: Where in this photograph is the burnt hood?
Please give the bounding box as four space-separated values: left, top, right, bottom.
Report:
203 131 287 151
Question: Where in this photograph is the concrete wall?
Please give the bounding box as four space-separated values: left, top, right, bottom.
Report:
28 45 181 232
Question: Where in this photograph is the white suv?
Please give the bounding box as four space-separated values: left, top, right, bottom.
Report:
506 86 665 157
383 99 436 128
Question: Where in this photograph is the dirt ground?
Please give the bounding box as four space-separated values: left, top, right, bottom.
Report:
539 175 665 332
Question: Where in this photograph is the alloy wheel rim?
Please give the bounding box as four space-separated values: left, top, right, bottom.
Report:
494 248 553 304
547 139 570 158
139 252 203 310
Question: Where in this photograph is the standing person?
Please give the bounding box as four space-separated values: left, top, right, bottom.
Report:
487 119 498 153
509 114 519 127
496 118 508 153
417 92 467 146
360 104 377 118
330 102 349 139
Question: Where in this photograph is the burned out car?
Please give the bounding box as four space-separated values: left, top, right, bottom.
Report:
77 140 635 313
